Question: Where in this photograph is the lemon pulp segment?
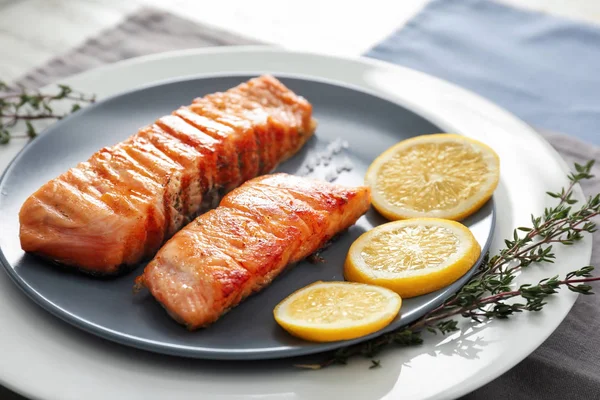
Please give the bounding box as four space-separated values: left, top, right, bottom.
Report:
360 224 459 274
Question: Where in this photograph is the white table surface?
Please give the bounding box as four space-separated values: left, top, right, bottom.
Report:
1 0 600 84
0 1 599 399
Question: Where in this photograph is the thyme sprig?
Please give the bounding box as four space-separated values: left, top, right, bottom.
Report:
0 81 95 144
299 160 599 369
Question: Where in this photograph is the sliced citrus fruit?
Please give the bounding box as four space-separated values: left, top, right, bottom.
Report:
344 218 481 298
273 281 401 342
365 133 500 221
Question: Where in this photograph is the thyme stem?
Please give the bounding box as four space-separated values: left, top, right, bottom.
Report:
299 160 599 370
0 81 95 144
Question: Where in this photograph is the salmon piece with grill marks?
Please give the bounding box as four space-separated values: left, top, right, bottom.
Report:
18 76 317 276
135 173 371 330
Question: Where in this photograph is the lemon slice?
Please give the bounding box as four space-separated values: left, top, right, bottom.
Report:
273 281 401 342
365 133 500 221
344 218 481 298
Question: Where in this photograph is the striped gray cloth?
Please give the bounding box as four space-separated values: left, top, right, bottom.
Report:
13 8 258 88
3 7 599 400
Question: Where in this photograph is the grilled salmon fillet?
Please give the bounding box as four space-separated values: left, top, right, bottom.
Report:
135 173 371 330
19 76 316 275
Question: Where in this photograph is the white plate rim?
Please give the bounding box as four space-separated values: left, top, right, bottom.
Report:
0 46 591 400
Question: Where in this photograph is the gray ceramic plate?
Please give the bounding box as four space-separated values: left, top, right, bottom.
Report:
0 74 494 360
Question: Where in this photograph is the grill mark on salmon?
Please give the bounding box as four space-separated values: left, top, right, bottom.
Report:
190 97 279 175
136 126 205 222
121 137 187 237
183 102 262 180
19 75 316 275
87 149 168 262
135 173 371 330
225 74 311 162
169 110 242 193
149 120 222 211
231 82 293 162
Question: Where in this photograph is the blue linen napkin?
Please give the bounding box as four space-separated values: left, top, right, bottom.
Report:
366 0 600 145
